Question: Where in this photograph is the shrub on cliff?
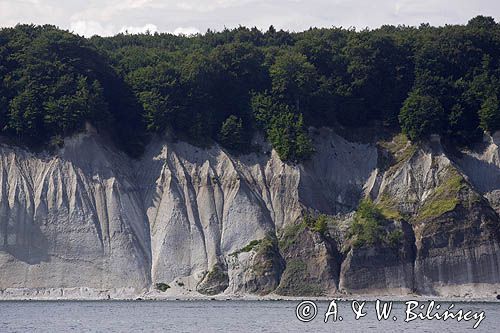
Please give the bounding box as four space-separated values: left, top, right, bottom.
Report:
155 283 170 292
350 198 405 248
350 199 384 247
266 112 314 162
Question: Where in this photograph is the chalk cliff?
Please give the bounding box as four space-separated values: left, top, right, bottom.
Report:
0 128 499 299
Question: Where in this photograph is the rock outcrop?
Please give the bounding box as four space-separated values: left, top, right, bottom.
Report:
339 219 416 294
1 128 500 298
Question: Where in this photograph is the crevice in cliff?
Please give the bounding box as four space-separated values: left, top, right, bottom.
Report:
408 221 418 294
326 234 344 293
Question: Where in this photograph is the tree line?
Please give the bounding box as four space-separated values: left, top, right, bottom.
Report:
1 16 500 160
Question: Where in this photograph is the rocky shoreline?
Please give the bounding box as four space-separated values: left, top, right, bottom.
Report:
2 287 500 303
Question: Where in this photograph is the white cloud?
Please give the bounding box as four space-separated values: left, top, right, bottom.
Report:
170 26 200 35
69 22 199 37
0 0 65 27
70 20 115 37
175 0 258 12
125 0 156 9
2 0 500 37
69 21 199 37
119 23 158 34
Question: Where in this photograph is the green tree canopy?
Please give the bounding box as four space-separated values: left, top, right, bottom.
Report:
1 17 500 160
270 51 318 112
399 92 445 141
479 94 500 133
218 115 246 152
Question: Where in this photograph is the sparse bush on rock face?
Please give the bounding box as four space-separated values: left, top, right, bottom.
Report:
276 225 341 296
155 282 170 292
349 198 407 249
303 213 328 235
228 235 285 295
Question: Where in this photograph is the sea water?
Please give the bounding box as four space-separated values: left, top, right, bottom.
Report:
0 300 498 332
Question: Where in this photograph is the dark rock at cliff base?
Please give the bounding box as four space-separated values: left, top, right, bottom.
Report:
196 263 229 296
275 225 341 296
227 236 285 295
414 195 500 295
339 220 416 294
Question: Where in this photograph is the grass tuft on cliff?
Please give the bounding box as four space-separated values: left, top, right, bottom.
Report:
230 234 277 258
376 193 405 221
377 134 417 174
230 239 263 256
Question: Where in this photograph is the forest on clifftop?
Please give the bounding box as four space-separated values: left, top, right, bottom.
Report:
1 16 500 160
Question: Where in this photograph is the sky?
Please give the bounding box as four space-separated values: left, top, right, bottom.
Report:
0 0 499 37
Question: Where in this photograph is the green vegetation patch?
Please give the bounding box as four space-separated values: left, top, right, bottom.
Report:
399 92 445 142
251 236 279 276
255 236 276 256
349 198 405 249
204 265 228 284
197 264 230 296
378 133 409 155
350 199 385 248
231 234 277 258
376 194 404 221
416 167 467 221
278 212 330 253
303 213 329 235
262 107 314 162
230 239 263 256
387 229 404 247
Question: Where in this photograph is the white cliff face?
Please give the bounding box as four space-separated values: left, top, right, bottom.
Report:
1 128 500 299
136 128 377 289
0 134 150 294
137 141 283 284
299 129 378 214
0 128 377 297
456 131 500 213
